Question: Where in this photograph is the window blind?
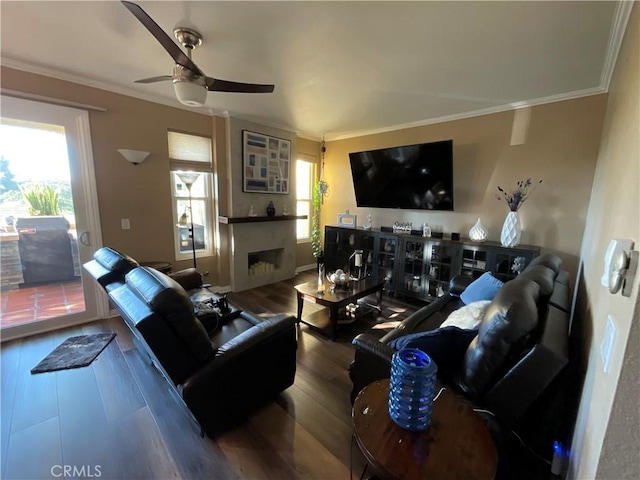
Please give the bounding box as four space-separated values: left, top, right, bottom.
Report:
168 131 213 172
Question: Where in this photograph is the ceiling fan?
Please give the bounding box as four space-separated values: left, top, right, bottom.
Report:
121 1 275 107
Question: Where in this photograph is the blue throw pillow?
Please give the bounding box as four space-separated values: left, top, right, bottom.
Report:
460 272 504 305
388 326 478 378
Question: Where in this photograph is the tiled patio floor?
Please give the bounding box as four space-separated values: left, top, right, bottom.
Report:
0 281 85 328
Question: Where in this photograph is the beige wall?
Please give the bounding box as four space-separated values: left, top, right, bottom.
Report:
226 117 297 217
1 67 224 283
0 67 318 285
322 94 608 282
221 117 298 290
295 137 322 269
570 4 640 479
212 115 231 285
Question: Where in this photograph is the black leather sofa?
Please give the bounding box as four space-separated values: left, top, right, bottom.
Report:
84 247 298 437
349 253 570 430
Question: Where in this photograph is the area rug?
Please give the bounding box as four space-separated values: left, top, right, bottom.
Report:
31 333 116 374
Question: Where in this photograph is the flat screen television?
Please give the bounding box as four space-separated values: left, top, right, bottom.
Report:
349 139 454 211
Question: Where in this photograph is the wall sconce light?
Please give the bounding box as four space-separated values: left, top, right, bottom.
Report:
118 149 150 166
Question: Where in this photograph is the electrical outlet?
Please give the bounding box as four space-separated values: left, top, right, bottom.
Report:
121 218 130 230
600 315 616 373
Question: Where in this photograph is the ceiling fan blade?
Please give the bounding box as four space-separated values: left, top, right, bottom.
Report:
206 77 275 93
134 75 173 84
121 1 204 77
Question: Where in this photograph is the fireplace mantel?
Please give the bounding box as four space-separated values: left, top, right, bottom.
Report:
219 215 307 224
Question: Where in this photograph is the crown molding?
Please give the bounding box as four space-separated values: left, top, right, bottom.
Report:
1 58 287 128
3 0 630 145
327 86 606 141
1 56 609 143
228 112 299 138
0 57 227 117
294 132 322 142
600 0 635 91
0 88 107 112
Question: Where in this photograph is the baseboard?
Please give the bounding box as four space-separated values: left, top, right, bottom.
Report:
208 284 231 293
296 264 317 273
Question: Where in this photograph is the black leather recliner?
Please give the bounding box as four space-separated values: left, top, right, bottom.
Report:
349 254 570 430
82 246 138 291
84 247 298 437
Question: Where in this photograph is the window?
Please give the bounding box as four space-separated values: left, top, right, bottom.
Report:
172 173 211 255
168 131 214 260
296 158 314 240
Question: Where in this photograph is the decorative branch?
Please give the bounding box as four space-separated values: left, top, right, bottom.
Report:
496 178 542 212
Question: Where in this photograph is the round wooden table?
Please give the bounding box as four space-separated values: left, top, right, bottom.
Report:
352 379 497 480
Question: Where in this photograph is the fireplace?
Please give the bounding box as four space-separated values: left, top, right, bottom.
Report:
248 248 284 276
228 221 296 291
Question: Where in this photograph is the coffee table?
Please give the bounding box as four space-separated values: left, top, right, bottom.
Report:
294 277 385 340
352 379 497 480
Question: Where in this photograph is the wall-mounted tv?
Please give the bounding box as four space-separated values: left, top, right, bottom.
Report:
349 139 454 211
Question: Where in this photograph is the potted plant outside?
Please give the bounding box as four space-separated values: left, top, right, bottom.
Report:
20 184 61 216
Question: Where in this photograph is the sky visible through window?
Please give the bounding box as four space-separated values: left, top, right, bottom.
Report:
0 123 70 182
0 122 73 222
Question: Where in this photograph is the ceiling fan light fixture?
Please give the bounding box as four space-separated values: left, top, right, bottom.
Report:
123 2 275 98
173 79 207 107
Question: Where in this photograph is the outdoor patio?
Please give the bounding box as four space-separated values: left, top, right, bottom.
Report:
0 280 85 328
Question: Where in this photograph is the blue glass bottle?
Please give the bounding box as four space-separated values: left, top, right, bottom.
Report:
388 348 438 431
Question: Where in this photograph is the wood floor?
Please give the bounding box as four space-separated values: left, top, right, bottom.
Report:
0 272 420 480
1 271 554 480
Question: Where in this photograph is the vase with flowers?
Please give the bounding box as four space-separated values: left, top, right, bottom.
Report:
496 178 542 247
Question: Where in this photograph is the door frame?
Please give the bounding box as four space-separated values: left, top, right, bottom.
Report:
0 95 107 341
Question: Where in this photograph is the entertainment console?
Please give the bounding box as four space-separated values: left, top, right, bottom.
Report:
324 226 540 302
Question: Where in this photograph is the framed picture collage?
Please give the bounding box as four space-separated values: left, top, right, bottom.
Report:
242 130 291 194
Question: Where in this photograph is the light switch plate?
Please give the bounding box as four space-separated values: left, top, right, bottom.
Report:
121 218 130 230
600 315 616 373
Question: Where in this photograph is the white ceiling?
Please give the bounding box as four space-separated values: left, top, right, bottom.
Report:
0 1 627 140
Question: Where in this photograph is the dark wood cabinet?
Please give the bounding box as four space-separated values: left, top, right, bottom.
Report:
324 227 357 271
375 234 399 291
324 226 540 302
400 238 426 298
398 237 460 301
425 241 460 299
323 227 398 291
460 243 537 283
460 245 489 279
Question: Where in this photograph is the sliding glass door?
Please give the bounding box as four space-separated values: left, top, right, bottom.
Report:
0 96 106 340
